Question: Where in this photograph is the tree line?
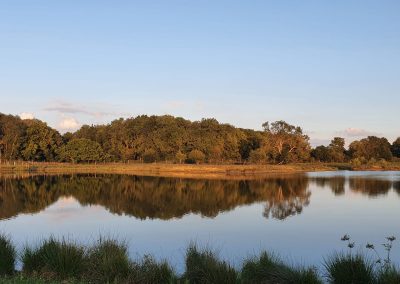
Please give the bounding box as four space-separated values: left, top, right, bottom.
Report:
0 112 399 164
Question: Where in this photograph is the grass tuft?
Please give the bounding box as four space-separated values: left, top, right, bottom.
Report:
84 237 131 283
0 234 16 276
129 255 176 284
183 244 238 284
241 251 321 284
21 237 85 280
377 266 400 284
324 252 375 284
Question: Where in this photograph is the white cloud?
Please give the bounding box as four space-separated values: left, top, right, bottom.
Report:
44 101 124 118
338 128 380 137
19 112 34 120
58 117 80 131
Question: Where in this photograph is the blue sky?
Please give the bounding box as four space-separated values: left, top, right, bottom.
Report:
1 1 399 145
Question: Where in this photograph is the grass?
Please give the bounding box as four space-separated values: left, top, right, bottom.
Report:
1 236 400 283
21 237 85 280
0 161 347 180
376 267 400 284
241 251 321 284
182 244 238 284
83 238 130 283
130 255 176 284
0 234 16 277
324 252 376 284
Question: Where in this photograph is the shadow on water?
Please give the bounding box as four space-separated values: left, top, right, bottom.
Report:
0 173 398 221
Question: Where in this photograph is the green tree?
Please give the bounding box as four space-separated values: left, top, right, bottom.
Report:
392 137 400 158
311 145 331 162
58 138 106 163
0 114 27 161
349 136 392 161
22 119 63 161
262 121 311 164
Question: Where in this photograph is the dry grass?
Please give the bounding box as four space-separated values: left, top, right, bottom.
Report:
0 162 340 179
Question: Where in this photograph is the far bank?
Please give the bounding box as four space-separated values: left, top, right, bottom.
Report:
1 162 400 179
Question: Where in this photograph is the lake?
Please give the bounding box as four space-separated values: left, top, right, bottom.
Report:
1 171 399 272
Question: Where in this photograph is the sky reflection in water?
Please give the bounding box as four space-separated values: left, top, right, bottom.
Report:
0 171 399 272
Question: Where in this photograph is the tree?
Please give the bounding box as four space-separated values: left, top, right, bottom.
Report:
311 145 331 162
0 114 27 161
392 138 400 158
349 136 392 161
22 119 63 161
58 138 106 163
262 121 311 164
328 137 346 162
187 150 205 164
175 151 186 164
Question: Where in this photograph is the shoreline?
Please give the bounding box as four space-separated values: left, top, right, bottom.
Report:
1 162 399 179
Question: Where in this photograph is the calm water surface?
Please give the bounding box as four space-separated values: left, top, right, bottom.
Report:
1 171 399 272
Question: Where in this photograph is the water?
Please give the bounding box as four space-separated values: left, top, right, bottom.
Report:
1 171 399 272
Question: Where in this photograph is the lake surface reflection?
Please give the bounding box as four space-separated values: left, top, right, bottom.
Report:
1 171 399 271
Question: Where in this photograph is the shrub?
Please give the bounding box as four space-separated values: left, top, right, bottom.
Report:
183 244 237 284
0 234 16 276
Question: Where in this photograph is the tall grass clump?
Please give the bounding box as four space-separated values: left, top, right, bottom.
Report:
129 255 177 284
84 237 131 283
241 251 321 284
0 234 16 276
183 244 238 284
376 266 400 284
324 253 375 284
21 237 85 280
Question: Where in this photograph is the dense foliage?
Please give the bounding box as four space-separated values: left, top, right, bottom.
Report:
0 112 398 164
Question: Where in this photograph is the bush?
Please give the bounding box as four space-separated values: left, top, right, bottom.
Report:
0 234 16 276
21 237 85 279
84 238 131 283
183 244 237 284
324 253 375 284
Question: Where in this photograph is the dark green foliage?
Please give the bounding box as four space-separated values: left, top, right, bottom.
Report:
183 244 238 284
84 238 131 283
377 267 400 284
0 111 398 165
391 137 400 158
21 238 85 279
57 138 106 163
311 137 347 162
130 255 176 284
21 120 63 162
324 253 375 284
0 234 16 276
241 252 321 284
349 136 393 162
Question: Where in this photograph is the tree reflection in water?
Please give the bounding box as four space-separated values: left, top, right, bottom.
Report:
0 175 311 221
0 174 397 221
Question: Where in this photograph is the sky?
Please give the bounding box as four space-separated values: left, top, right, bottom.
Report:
1 0 399 146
